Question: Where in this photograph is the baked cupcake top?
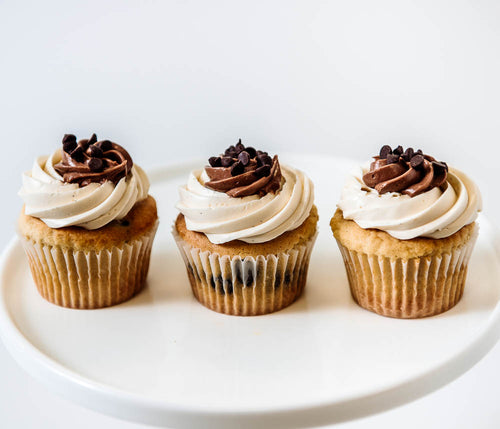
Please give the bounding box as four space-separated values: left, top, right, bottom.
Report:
338 145 482 240
19 133 150 229
176 140 314 244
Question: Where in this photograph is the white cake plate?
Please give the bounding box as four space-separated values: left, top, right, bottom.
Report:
1 155 500 429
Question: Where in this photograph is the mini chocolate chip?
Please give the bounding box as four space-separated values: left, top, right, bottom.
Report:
238 151 250 166
402 147 414 162
231 160 244 176
235 140 245 153
88 133 98 145
88 157 104 172
235 267 243 284
275 273 282 288
62 133 76 143
442 161 448 171
257 154 272 166
221 156 234 167
432 161 447 174
415 149 423 156
255 164 271 177
245 270 254 287
88 144 103 158
379 145 392 159
215 275 224 294
410 154 425 169
70 146 84 162
97 140 112 151
63 139 77 153
118 219 130 227
256 150 268 156
393 145 403 155
208 156 222 167
224 145 236 156
62 133 77 150
386 154 400 164
245 146 257 158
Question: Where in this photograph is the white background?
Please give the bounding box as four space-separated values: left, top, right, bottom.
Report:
1 0 499 428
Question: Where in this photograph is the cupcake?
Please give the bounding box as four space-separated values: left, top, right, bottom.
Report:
331 145 482 318
174 140 318 316
18 133 158 309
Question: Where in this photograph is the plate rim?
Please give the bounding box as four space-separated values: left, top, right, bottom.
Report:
1 158 500 428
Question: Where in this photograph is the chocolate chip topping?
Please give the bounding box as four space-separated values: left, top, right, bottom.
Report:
62 134 76 144
62 134 77 153
70 145 84 162
204 139 282 197
245 147 257 158
88 157 104 172
88 133 97 146
362 145 448 197
379 145 392 159
386 153 400 164
97 140 112 152
54 133 134 186
393 145 404 156
231 160 245 176
257 154 273 167
410 154 424 169
88 144 103 158
402 147 414 162
209 156 221 167
433 161 447 172
221 156 234 167
255 164 271 177
238 151 250 166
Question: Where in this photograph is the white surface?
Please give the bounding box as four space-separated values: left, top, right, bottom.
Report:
1 0 500 428
1 157 499 428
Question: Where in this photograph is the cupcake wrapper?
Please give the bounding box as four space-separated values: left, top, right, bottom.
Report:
20 221 158 309
335 225 479 318
173 231 317 316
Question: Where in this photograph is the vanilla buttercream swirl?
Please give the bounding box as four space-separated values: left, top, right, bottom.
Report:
176 164 314 244
19 148 149 229
338 164 482 240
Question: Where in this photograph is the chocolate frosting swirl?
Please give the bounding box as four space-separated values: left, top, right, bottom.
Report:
362 145 448 197
54 133 133 186
204 140 282 197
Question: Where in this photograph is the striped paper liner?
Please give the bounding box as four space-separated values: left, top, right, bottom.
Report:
335 225 478 318
20 221 158 309
173 230 317 316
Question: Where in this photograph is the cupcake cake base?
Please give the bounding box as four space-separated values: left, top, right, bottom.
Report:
331 209 479 319
173 206 318 316
18 196 159 309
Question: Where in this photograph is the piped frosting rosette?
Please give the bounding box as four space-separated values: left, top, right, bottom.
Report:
338 145 482 240
177 140 314 244
19 134 150 230
177 165 314 244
